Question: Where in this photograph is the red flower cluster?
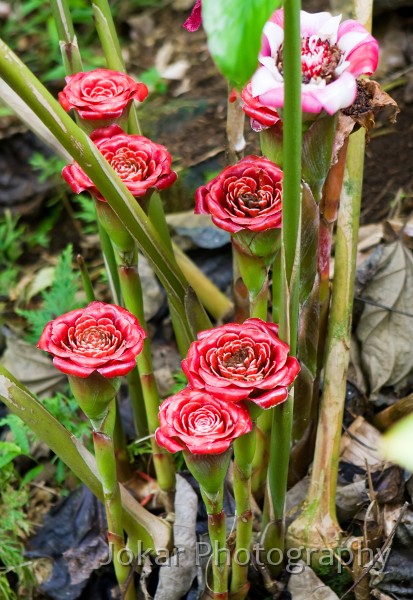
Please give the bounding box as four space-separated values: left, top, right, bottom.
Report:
62 124 177 201
195 155 283 233
156 319 300 455
37 302 146 378
59 68 148 121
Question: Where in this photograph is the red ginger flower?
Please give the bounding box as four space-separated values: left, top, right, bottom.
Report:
155 387 252 455
37 301 146 378
195 155 283 234
241 82 281 132
58 68 148 121
62 125 177 202
182 318 300 409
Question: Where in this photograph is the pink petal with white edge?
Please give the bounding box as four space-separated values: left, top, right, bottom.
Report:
259 56 283 80
299 10 335 36
261 22 283 57
307 72 357 114
251 66 283 98
269 9 284 27
316 13 342 44
344 40 378 76
338 31 369 55
257 86 286 110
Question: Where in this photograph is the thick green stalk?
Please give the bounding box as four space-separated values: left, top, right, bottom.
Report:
287 0 373 559
50 0 83 74
77 254 95 302
251 409 271 497
230 430 256 600
118 263 176 511
262 0 302 561
90 397 135 598
201 486 229 599
0 41 211 346
287 126 366 555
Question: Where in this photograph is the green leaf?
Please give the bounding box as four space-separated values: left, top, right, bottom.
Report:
0 441 23 468
202 0 281 88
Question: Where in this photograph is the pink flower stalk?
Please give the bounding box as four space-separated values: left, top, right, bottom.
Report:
59 68 148 121
155 387 252 454
62 124 177 202
183 0 202 32
37 302 146 378
195 155 283 233
251 9 379 115
182 319 300 409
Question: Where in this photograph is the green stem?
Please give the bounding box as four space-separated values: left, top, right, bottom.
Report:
251 410 271 497
0 41 211 346
230 429 256 600
201 486 229 599
91 397 135 598
50 0 83 73
126 367 148 438
91 0 142 135
76 254 95 302
97 211 122 306
118 261 176 511
262 0 302 563
288 127 366 554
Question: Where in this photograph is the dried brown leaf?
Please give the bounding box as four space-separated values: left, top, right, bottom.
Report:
356 241 413 395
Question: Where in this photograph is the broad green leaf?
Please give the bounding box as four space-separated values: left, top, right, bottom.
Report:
202 0 282 88
381 412 413 471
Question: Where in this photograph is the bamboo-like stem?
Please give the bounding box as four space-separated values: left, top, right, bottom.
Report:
117 261 176 510
251 410 271 497
286 0 373 559
91 398 135 598
262 0 302 561
230 429 256 600
287 126 366 555
201 487 229 600
76 254 95 302
50 0 83 74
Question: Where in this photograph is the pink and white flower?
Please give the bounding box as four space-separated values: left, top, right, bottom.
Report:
251 9 379 115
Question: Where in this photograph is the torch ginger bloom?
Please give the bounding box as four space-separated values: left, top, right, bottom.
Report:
182 318 300 409
62 124 177 202
37 302 146 378
251 9 379 115
58 68 148 121
195 155 283 233
155 387 252 454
